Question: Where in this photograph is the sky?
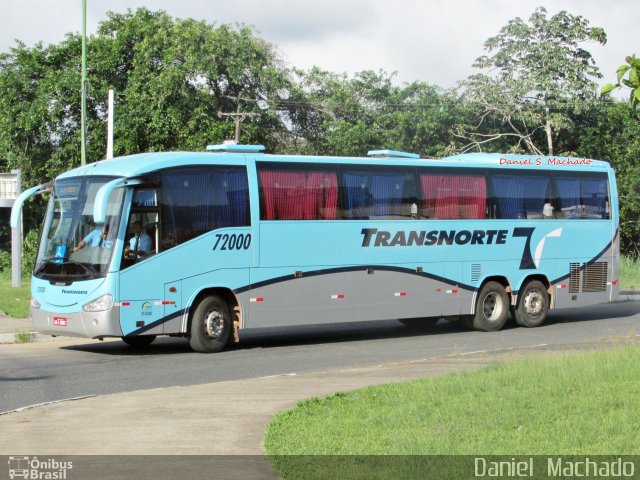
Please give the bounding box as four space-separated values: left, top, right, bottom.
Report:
1 0 637 91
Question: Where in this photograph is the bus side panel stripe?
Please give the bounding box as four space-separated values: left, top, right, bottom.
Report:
235 265 477 295
127 309 186 336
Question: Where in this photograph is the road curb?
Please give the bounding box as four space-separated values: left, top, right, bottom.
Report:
0 331 42 344
618 293 640 302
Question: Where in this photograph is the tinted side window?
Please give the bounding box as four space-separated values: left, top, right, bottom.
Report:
340 168 416 220
132 189 157 207
258 166 338 220
489 173 550 219
160 166 249 248
554 174 609 219
419 173 486 219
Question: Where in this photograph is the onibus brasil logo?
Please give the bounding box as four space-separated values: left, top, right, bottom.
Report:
8 456 72 479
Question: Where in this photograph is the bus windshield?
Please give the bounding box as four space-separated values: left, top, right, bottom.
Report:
34 176 124 282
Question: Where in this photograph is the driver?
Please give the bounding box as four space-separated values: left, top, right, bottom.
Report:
124 221 152 258
74 224 110 251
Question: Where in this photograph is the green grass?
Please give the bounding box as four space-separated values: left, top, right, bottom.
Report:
13 328 33 343
620 255 640 290
265 347 640 457
0 274 31 318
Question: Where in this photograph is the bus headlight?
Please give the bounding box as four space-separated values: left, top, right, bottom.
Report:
30 298 41 309
83 294 113 312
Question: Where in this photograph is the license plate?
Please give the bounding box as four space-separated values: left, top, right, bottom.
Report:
53 317 68 327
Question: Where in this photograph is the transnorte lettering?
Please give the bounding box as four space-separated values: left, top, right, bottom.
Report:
361 228 508 247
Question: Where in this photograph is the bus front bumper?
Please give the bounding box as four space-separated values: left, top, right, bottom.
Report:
30 306 122 339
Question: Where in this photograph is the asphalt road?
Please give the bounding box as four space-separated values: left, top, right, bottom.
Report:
1 301 639 413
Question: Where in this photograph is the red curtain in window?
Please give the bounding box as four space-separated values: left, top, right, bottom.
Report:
420 174 486 219
457 175 486 219
306 172 338 219
259 170 338 220
259 170 278 220
420 175 457 219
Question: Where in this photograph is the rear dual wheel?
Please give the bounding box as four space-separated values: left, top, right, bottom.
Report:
467 281 509 332
513 280 549 328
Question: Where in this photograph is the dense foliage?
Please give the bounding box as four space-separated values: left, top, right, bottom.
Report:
1 7 639 256
602 55 640 111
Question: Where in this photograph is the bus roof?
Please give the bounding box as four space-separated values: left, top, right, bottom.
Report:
57 149 612 181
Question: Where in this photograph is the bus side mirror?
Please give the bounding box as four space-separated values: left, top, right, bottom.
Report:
93 178 143 224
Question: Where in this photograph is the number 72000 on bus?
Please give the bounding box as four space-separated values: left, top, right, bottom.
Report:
11 145 619 352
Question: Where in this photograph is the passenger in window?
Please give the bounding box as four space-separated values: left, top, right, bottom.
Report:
124 221 152 258
162 232 177 250
543 200 554 219
74 224 111 251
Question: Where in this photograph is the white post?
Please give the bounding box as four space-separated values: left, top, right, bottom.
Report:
11 169 22 287
106 89 114 159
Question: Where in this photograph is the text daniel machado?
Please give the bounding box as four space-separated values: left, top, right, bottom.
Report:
474 457 635 478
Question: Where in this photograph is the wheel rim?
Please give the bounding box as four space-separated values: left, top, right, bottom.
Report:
482 292 504 322
523 290 544 317
203 309 225 340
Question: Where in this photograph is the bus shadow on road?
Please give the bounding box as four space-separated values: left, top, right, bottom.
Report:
60 337 192 355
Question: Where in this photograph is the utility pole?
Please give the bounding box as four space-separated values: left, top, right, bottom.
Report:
218 96 260 143
9 170 21 287
106 89 114 159
80 0 87 165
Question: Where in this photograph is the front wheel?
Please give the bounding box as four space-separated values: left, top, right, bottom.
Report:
514 280 549 328
189 296 231 353
470 281 509 332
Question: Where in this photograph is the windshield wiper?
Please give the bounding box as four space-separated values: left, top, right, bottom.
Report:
67 261 98 277
38 255 71 263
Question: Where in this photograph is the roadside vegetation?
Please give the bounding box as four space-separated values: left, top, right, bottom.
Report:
0 273 31 318
13 328 33 343
265 346 640 466
620 255 640 290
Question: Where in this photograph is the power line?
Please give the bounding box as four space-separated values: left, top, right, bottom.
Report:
218 96 260 142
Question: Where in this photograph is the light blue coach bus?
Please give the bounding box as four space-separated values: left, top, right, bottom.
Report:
11 145 619 352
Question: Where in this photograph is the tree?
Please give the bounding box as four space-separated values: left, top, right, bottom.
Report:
456 7 606 155
287 68 464 157
92 9 292 154
602 55 640 111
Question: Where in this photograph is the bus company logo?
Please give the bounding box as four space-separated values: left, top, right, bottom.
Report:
8 456 73 479
361 227 563 271
360 228 509 248
500 157 594 166
61 289 88 295
141 302 153 317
